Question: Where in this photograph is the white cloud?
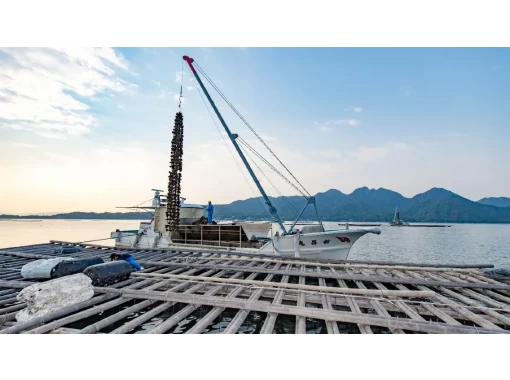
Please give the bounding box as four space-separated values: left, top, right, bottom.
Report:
388 142 409 150
117 104 126 110
152 80 161 87
352 146 390 162
186 85 196 91
156 89 173 99
352 142 409 163
346 106 363 113
319 149 343 160
317 119 361 130
0 47 131 139
12 142 39 149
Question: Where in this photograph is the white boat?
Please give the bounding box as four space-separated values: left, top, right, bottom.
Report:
111 55 381 260
389 207 409 226
260 223 381 260
111 190 380 260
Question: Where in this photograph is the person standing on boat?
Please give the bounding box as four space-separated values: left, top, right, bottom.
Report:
110 253 144 271
206 200 214 224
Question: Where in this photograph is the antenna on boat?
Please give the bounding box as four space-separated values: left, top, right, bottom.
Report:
183 55 324 235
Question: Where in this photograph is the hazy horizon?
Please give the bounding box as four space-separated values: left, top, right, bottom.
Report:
2 48 509 214
0 185 507 216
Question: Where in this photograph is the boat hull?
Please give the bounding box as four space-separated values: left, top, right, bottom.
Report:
111 226 380 261
258 228 380 260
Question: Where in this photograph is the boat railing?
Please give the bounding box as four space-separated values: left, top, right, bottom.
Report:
172 224 247 247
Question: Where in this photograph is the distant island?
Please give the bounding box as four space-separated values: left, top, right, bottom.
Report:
1 187 510 223
478 197 510 208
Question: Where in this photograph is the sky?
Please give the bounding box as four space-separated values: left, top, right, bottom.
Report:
1 47 509 214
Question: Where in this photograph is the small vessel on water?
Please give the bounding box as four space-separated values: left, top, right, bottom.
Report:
389 207 408 226
111 55 381 260
388 207 452 227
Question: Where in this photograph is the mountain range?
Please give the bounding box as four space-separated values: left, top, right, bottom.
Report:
1 187 510 223
211 187 510 223
477 197 510 208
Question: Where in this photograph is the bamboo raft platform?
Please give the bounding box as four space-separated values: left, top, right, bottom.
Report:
1 241 510 334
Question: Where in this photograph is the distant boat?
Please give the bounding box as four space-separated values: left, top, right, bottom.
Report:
388 207 451 227
389 207 408 226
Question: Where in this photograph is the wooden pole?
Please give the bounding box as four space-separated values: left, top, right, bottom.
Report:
0 280 36 289
222 265 280 334
108 267 228 334
132 272 435 298
112 259 251 334
92 287 508 334
318 271 340 334
392 269 503 330
135 261 510 291
145 268 235 334
259 265 291 334
183 255 488 274
185 263 263 334
47 240 495 268
75 265 208 334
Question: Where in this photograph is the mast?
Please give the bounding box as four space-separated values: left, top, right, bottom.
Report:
183 56 288 234
392 207 401 225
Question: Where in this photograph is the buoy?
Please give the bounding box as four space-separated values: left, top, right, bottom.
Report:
83 261 132 286
21 257 74 279
52 257 104 278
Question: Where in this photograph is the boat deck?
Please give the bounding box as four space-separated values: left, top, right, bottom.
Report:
1 241 510 334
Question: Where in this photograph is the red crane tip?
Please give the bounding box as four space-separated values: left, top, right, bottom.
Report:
182 56 196 73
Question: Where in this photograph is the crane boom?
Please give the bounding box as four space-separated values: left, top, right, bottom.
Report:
183 55 288 234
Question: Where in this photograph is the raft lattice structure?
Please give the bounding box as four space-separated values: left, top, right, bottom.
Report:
1 241 510 334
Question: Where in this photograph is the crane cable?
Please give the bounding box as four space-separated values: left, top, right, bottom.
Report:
194 62 312 198
186 65 274 222
238 142 300 216
237 137 307 197
178 60 184 110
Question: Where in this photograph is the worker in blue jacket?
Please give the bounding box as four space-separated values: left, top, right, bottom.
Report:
206 200 214 224
110 253 144 271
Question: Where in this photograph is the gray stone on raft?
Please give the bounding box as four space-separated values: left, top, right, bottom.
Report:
20 257 75 279
83 261 132 286
15 273 94 323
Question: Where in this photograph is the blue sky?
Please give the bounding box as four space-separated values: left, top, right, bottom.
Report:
1 47 509 214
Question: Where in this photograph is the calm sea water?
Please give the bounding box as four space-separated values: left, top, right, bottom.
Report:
1 219 509 267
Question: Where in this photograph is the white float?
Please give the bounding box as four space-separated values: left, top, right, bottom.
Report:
20 257 75 279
